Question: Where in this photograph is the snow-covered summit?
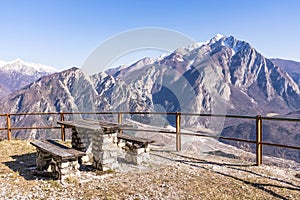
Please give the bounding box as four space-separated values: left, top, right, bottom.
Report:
184 33 227 52
0 58 58 75
208 33 226 45
214 33 225 41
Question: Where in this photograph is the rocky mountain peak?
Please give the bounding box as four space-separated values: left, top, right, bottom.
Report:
209 33 226 44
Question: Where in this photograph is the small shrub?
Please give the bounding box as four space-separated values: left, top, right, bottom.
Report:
64 176 79 185
48 180 62 189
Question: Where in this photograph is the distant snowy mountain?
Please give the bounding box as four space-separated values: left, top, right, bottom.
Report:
0 58 57 74
0 60 7 67
0 58 58 97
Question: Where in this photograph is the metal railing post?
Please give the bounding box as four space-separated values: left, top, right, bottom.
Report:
118 112 123 135
176 112 181 151
60 112 65 141
256 115 263 166
6 114 11 141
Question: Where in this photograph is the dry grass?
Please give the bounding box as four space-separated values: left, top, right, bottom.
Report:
0 139 300 199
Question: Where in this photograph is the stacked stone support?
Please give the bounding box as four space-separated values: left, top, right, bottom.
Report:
35 149 79 180
92 132 119 170
71 128 93 165
71 127 119 171
124 142 150 165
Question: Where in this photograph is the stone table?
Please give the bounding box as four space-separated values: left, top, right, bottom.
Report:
57 119 124 171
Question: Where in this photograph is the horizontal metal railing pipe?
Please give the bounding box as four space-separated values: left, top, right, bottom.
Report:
8 111 117 116
62 111 118 115
115 111 176 115
260 141 300 150
262 116 300 122
180 112 257 119
10 112 61 116
7 111 166 117
10 126 61 130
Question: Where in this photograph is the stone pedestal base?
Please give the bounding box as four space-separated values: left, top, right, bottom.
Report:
124 142 150 165
125 151 150 165
91 133 119 171
72 127 119 171
36 149 79 180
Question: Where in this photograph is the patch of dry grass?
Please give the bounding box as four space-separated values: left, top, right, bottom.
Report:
0 140 36 176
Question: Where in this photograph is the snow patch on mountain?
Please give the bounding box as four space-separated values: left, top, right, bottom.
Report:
0 60 7 67
209 33 226 44
213 33 225 41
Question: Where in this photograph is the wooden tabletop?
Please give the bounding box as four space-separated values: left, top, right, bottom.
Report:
57 118 131 133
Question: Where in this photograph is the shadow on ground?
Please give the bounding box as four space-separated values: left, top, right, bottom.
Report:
205 150 240 159
3 152 52 181
3 152 115 181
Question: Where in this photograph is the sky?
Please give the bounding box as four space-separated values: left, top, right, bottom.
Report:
0 0 300 70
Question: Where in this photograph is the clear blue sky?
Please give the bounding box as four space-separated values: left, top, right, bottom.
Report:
0 0 300 69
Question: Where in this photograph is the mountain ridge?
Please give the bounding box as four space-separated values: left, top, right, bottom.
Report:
271 58 300 87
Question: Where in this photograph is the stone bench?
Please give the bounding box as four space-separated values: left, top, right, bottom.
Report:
30 140 86 180
117 133 155 164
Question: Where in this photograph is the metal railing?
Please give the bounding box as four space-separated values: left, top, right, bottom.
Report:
1 111 300 166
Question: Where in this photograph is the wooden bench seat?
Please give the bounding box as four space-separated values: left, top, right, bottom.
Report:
117 133 155 148
31 140 86 160
30 140 86 180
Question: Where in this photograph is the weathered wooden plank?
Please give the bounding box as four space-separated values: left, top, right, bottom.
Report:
117 133 155 145
31 140 77 159
58 119 115 131
58 119 133 130
57 120 102 131
81 119 121 133
46 140 86 157
82 118 119 126
58 119 134 135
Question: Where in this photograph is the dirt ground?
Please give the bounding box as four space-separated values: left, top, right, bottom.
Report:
0 140 300 200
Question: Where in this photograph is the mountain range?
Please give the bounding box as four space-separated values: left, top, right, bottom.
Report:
0 35 300 163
